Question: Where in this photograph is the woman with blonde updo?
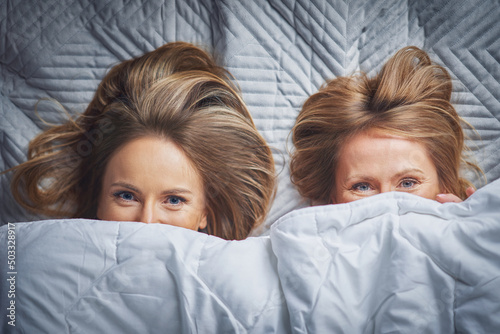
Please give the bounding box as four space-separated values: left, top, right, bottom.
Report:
7 42 275 240
291 46 482 205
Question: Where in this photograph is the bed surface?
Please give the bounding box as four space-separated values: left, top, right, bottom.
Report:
2 0 500 229
1 1 500 332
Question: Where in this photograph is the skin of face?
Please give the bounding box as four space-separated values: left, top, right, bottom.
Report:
97 136 208 230
332 129 441 204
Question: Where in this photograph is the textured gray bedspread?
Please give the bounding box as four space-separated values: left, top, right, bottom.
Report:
2 0 500 229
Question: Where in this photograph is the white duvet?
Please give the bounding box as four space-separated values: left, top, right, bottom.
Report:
1 179 499 333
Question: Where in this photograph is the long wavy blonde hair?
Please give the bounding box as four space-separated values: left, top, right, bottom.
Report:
8 42 275 240
291 46 482 204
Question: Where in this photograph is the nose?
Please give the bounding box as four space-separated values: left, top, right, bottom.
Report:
138 201 162 224
379 183 392 194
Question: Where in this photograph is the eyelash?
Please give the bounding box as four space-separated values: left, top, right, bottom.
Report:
399 178 419 189
113 191 136 202
164 196 186 206
351 183 372 192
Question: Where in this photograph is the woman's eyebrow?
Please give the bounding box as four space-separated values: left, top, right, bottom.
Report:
344 175 377 183
110 182 141 194
160 188 193 196
393 168 425 179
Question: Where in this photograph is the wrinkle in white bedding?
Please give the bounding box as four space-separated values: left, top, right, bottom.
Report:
1 179 500 333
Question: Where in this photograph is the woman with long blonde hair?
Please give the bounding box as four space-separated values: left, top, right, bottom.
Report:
7 42 275 240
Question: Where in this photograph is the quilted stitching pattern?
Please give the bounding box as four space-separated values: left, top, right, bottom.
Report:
1 0 499 226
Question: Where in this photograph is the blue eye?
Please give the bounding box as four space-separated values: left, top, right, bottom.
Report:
165 196 185 206
114 191 135 201
400 178 418 189
352 183 372 192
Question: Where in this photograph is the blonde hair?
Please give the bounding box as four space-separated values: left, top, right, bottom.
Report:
291 46 482 203
8 42 275 240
